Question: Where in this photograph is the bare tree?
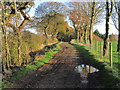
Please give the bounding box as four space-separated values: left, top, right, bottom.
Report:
68 2 104 44
68 2 90 43
111 1 120 52
1 2 11 72
35 2 67 39
89 1 95 48
103 0 113 56
1 1 34 72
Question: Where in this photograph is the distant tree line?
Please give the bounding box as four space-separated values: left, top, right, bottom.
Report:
94 29 105 39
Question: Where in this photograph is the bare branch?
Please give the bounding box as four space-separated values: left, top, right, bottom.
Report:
111 15 118 30
110 0 114 15
6 23 17 31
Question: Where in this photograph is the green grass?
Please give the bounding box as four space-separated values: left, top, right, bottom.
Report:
2 42 62 88
71 43 106 70
111 42 119 62
88 41 119 80
86 41 119 72
72 42 120 88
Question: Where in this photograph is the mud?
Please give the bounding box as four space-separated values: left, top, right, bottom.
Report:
9 42 104 88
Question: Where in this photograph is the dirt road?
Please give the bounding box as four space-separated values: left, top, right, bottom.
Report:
9 42 104 88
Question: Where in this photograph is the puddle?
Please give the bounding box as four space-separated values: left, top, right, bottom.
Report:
75 64 99 74
74 64 99 85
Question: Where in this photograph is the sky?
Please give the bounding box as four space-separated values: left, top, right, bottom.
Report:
28 0 118 35
94 20 118 35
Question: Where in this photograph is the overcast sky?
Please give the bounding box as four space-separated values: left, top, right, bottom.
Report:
28 0 118 35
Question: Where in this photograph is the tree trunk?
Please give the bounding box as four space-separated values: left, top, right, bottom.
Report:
17 31 22 66
89 1 95 48
80 31 84 43
103 1 113 56
84 25 88 44
44 28 48 39
14 1 22 66
73 25 79 43
77 30 79 42
84 30 87 44
103 2 110 56
117 12 120 52
74 29 79 43
1 2 11 72
2 26 11 71
75 28 79 42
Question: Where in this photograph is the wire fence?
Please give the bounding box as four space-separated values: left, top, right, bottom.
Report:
87 41 114 68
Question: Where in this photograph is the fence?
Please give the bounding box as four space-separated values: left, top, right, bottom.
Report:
88 41 113 68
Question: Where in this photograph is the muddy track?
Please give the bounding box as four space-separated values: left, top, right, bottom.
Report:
9 42 104 88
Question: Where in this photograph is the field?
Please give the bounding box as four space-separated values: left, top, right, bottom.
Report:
81 41 120 87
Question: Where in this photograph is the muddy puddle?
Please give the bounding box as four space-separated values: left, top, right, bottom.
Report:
74 64 99 85
75 64 99 74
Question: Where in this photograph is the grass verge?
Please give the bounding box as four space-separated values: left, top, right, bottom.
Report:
2 42 62 88
72 43 120 88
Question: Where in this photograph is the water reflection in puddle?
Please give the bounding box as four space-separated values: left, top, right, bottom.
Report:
75 64 99 74
74 64 99 85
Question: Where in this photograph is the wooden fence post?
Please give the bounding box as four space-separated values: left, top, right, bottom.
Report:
94 41 95 52
109 42 112 67
100 42 103 59
96 41 98 57
93 41 95 52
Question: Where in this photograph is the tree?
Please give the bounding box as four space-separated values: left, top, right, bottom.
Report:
89 1 95 48
94 29 105 39
37 12 68 40
111 1 120 52
1 2 11 71
57 24 75 42
68 2 90 43
35 2 67 40
2 2 34 31
109 34 118 41
103 0 113 56
68 2 104 44
35 2 67 17
1 1 34 72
